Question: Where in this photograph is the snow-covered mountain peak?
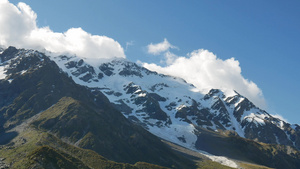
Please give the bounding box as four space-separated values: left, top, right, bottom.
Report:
44 51 300 151
0 47 47 81
51 54 201 96
1 46 300 160
0 47 4 55
204 89 225 100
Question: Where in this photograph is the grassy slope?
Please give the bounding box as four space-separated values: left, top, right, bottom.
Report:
0 49 297 169
0 54 194 168
0 123 265 169
0 125 168 169
31 96 195 168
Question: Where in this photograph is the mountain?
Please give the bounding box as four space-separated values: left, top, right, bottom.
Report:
1 46 300 168
50 51 300 149
48 49 300 168
0 46 194 168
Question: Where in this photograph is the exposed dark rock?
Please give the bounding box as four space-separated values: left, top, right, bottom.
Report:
79 73 93 82
140 97 168 121
65 61 77 69
148 93 166 102
114 92 122 97
0 46 18 62
133 96 147 105
99 63 114 76
119 64 143 77
175 100 213 126
165 102 177 111
177 136 186 143
233 98 256 122
104 91 114 95
124 82 141 94
150 83 169 92
211 98 230 127
203 89 225 100
72 65 95 77
78 59 84 66
97 72 104 79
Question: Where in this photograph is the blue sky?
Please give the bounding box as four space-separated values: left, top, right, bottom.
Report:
6 0 300 124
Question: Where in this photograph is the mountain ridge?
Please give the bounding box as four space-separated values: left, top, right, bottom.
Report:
0 46 195 168
46 49 300 149
1 46 300 168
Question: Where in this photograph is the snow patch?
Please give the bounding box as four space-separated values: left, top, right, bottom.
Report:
0 66 6 80
244 113 265 126
148 119 197 149
279 121 284 130
201 153 239 168
21 70 27 75
176 104 187 111
227 109 245 138
234 97 245 107
138 93 146 97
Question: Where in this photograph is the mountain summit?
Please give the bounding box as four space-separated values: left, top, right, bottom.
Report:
0 46 194 168
0 46 300 168
49 50 300 150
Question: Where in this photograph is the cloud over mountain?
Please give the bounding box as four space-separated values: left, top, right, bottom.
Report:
0 0 125 64
143 48 266 109
147 38 177 55
0 0 266 109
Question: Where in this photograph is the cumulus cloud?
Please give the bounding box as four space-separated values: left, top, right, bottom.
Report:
0 0 125 64
147 38 177 55
143 49 266 109
163 51 178 65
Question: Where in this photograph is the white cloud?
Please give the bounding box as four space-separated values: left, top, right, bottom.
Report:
272 114 289 123
1 1 266 109
143 49 266 109
0 1 125 65
147 38 177 55
125 41 134 51
163 51 178 65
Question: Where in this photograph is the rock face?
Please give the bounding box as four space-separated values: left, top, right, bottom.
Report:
48 51 300 152
1 46 300 168
0 47 194 169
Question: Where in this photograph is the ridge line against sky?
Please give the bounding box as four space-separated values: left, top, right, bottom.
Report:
1 0 300 124
143 39 266 109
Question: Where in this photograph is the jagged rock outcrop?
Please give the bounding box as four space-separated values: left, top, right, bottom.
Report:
1 46 300 168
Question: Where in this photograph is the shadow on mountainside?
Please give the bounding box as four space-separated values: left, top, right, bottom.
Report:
195 128 300 169
0 131 18 145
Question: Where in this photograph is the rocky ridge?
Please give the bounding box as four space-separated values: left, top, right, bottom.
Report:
47 51 300 152
0 46 194 168
1 46 300 168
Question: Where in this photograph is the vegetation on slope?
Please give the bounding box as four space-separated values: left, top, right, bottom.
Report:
0 126 169 169
31 96 194 168
1 47 298 169
0 50 195 168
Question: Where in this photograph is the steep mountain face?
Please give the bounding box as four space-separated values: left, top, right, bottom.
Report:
50 53 300 151
0 46 194 168
1 46 300 168
47 50 300 168
195 128 300 169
